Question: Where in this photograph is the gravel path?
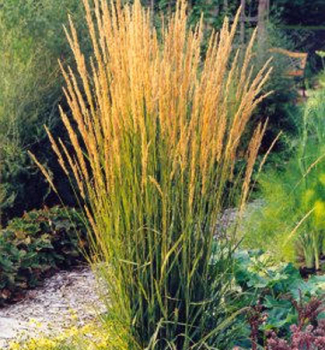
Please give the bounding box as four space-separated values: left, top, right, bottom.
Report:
0 266 106 348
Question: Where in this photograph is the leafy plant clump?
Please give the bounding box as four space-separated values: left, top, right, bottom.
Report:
246 294 325 350
234 251 325 336
0 206 87 305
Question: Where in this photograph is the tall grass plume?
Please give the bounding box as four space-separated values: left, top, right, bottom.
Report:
37 0 271 348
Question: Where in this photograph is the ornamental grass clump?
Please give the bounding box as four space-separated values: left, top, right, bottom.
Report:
34 0 271 348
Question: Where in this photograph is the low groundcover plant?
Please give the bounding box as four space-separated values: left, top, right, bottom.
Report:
9 321 127 350
0 206 86 305
32 0 272 348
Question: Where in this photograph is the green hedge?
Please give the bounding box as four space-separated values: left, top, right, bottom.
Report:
0 206 87 305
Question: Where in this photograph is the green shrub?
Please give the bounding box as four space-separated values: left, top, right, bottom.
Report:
0 206 87 305
0 0 89 223
251 20 301 152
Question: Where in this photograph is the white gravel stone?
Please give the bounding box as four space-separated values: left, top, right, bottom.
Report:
0 266 106 348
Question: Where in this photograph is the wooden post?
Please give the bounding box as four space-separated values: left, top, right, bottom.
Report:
206 0 220 30
212 1 220 18
258 0 268 44
223 0 228 13
240 0 246 45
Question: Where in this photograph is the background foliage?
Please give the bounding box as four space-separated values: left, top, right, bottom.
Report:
242 87 325 270
0 0 89 223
